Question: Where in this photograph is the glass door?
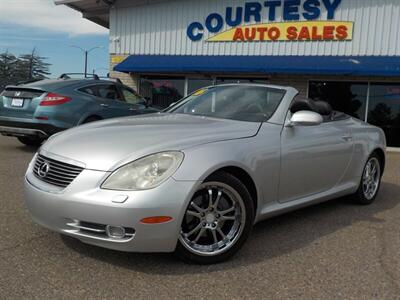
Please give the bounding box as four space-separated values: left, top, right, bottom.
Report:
368 83 400 147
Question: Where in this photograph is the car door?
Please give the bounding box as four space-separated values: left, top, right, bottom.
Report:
278 115 354 203
118 86 147 115
95 84 134 118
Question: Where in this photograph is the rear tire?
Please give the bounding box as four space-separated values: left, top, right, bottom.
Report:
352 153 382 205
17 136 44 147
175 172 254 264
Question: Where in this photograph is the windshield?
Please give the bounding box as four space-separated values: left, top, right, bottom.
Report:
168 85 285 122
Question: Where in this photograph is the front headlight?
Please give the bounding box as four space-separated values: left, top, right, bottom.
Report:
101 151 184 191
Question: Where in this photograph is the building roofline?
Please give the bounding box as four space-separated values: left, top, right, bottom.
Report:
54 0 110 28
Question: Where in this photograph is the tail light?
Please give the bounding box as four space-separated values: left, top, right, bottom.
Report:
40 93 71 106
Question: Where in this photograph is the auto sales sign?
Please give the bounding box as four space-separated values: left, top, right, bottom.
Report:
187 0 353 42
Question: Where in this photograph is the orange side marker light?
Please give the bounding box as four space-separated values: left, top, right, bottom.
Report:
140 216 173 224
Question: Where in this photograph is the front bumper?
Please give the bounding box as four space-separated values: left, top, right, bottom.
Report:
24 162 199 253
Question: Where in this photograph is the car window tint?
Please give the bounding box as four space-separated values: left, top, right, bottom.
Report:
78 86 97 96
170 86 285 122
122 88 143 104
97 84 122 101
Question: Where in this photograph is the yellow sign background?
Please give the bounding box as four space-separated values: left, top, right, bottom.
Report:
207 21 353 42
111 56 126 64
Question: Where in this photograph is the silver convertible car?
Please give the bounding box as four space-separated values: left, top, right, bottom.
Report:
24 84 386 264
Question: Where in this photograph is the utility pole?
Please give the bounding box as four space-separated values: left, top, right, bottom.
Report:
70 46 103 77
84 51 88 77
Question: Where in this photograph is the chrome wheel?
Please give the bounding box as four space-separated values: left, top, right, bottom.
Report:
179 182 246 257
362 157 381 200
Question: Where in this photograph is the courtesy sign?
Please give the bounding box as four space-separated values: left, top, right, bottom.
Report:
187 0 353 43
207 21 353 42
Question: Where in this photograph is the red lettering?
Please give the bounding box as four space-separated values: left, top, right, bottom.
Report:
298 26 311 40
233 28 245 41
268 27 281 41
336 25 348 40
257 27 268 41
244 28 257 41
323 26 335 40
232 24 348 42
311 26 322 40
286 26 298 40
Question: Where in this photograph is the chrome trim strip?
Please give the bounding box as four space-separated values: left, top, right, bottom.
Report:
62 230 135 243
39 149 86 169
0 126 48 137
66 223 106 233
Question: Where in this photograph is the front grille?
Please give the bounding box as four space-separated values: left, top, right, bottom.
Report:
33 154 84 188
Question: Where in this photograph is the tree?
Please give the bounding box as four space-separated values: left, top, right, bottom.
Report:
0 49 51 91
0 51 18 90
18 48 51 80
368 102 392 127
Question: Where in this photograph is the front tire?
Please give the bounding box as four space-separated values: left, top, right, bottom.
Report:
353 153 382 205
176 172 254 264
17 136 44 147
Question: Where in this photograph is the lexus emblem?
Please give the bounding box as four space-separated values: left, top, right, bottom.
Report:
38 162 50 178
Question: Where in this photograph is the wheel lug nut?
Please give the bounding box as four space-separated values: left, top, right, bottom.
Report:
203 223 207 227
216 214 220 218
201 213 205 217
212 223 216 228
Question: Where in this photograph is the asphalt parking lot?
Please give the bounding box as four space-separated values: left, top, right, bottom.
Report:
0 135 399 299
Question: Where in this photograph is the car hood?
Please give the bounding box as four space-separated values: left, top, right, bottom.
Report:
41 113 260 171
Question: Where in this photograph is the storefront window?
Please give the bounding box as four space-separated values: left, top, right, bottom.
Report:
216 78 268 85
139 77 185 109
187 78 214 94
368 83 400 147
309 81 368 121
309 81 400 147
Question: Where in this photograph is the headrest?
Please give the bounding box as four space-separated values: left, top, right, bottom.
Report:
313 101 332 116
290 98 314 114
290 98 332 116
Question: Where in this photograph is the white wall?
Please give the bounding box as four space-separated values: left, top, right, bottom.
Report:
110 0 400 56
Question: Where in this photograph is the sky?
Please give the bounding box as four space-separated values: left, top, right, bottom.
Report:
0 0 110 77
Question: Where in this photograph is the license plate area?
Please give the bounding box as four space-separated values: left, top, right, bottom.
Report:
11 98 24 107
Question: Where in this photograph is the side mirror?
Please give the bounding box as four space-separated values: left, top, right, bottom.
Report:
288 110 323 127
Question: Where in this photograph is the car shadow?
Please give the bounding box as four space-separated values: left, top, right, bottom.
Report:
16 145 40 153
0 137 39 154
61 181 400 275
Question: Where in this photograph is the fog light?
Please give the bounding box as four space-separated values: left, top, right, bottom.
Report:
106 225 126 239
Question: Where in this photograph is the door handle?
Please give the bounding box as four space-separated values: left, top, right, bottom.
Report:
100 104 109 108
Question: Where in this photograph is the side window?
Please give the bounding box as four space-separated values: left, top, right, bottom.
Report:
78 86 97 96
121 88 144 105
97 84 123 101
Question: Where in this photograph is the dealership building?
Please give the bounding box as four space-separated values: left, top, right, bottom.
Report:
58 0 400 147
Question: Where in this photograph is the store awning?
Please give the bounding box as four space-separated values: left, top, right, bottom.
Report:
114 55 400 76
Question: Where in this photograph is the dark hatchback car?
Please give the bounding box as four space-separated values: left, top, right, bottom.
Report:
0 76 158 146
